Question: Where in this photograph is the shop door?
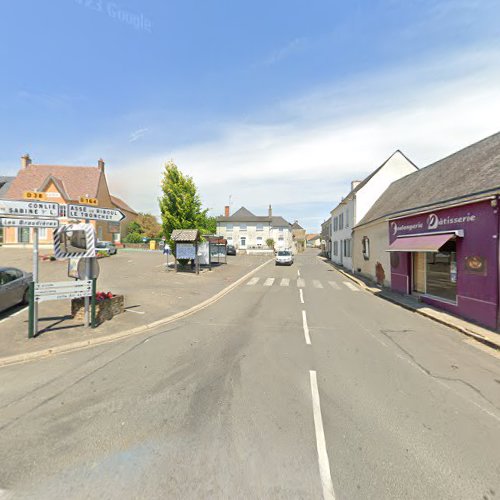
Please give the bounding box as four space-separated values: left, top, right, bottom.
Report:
412 252 426 294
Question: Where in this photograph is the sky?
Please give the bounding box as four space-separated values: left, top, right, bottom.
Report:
1 0 500 232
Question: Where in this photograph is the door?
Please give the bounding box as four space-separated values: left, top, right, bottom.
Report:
240 236 246 249
412 252 426 294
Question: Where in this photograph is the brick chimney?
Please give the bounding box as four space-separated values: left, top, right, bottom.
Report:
21 154 32 169
98 158 105 171
224 205 230 217
351 180 361 191
268 204 272 217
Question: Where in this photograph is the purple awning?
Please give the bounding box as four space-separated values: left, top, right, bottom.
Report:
387 233 455 252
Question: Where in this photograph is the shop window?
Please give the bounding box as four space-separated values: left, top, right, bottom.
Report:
362 236 370 260
425 240 457 301
17 227 30 243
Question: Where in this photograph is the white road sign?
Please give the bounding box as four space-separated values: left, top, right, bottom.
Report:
66 204 125 222
0 218 59 228
0 200 59 218
34 280 92 303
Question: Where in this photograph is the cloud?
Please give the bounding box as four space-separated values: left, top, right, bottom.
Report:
107 46 500 232
129 128 149 142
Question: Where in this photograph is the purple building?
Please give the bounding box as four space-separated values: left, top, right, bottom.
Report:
359 132 500 331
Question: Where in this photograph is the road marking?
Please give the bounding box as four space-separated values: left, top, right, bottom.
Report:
280 278 290 287
0 306 28 324
297 269 301 277
310 370 336 500
302 310 311 345
299 289 304 304
328 281 340 290
264 278 275 287
247 277 260 286
297 278 305 288
313 280 324 289
124 309 145 315
343 281 359 292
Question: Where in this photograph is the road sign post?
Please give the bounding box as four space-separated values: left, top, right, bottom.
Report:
28 282 35 339
33 227 39 336
91 278 97 328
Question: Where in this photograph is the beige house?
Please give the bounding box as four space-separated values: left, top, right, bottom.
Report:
1 155 136 247
216 205 293 251
291 221 306 253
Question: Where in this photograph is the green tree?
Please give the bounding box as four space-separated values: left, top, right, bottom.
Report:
136 213 162 239
266 238 275 249
159 160 211 251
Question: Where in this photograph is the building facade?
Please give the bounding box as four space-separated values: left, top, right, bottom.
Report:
291 221 306 253
216 205 293 251
331 151 418 272
1 155 136 247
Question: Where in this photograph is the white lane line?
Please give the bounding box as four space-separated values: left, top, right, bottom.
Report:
313 280 324 289
299 289 304 304
280 278 290 287
264 278 275 287
247 277 260 286
0 306 28 324
310 370 336 500
302 310 311 345
343 281 359 292
297 269 301 277
297 278 306 288
328 281 341 290
124 309 145 315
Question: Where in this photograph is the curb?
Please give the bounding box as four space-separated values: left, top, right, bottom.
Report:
318 256 500 351
0 258 274 368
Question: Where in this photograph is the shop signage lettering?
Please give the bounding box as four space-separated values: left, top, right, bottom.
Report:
391 211 478 235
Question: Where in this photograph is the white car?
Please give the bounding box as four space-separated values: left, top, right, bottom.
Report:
275 250 294 266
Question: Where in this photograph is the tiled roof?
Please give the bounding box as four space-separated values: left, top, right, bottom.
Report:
306 233 320 240
271 216 291 227
111 195 137 215
291 221 304 230
5 164 102 201
357 131 500 227
170 229 200 241
217 206 290 226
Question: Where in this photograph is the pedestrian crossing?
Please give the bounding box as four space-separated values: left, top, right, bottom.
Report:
245 276 360 291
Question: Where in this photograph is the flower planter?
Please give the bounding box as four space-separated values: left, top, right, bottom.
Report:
71 294 124 325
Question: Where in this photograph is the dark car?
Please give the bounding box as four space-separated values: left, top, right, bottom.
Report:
96 241 117 255
0 267 32 313
226 245 236 256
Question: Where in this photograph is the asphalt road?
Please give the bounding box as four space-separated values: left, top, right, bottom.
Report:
0 250 499 499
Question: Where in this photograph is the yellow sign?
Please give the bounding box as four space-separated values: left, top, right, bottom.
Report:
79 197 98 206
23 191 46 200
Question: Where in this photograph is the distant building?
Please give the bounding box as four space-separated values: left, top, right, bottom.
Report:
306 234 321 248
1 155 137 247
110 195 139 243
321 219 332 258
291 220 306 253
216 205 293 251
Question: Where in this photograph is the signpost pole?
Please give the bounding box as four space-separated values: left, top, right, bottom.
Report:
28 282 35 339
174 243 178 272
84 219 90 328
91 277 97 328
32 227 39 337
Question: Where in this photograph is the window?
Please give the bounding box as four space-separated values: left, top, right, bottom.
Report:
279 227 283 232
98 227 103 240
0 269 22 285
256 236 263 246
362 237 370 260
0 228 3 245
39 228 47 240
240 223 247 231
226 223 233 232
339 213 344 230
425 241 457 301
346 208 349 228
240 236 246 247
333 241 338 256
344 239 351 257
17 227 30 243
227 236 233 243
333 217 338 232
256 223 263 231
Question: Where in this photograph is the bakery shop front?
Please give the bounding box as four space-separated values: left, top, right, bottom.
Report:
387 198 499 331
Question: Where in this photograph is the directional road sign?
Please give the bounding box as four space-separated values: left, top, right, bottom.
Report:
23 191 46 201
34 280 92 303
79 196 98 205
0 200 60 218
66 204 125 222
0 218 59 228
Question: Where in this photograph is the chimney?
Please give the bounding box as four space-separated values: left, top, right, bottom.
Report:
224 205 230 217
351 180 361 191
268 204 272 217
98 158 105 171
21 154 32 169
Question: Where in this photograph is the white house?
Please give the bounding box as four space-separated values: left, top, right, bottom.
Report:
216 205 293 252
330 150 419 271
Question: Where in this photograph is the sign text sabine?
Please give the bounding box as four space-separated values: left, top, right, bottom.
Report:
391 211 478 236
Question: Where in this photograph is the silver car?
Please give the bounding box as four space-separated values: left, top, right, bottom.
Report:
0 267 33 313
275 250 294 266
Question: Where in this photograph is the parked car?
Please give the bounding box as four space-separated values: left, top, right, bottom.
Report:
226 245 236 256
275 250 294 266
0 267 32 313
96 241 117 255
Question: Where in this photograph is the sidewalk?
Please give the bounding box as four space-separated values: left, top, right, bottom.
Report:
319 257 500 351
0 248 271 363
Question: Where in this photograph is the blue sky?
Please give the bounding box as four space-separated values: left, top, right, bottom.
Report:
1 0 500 231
